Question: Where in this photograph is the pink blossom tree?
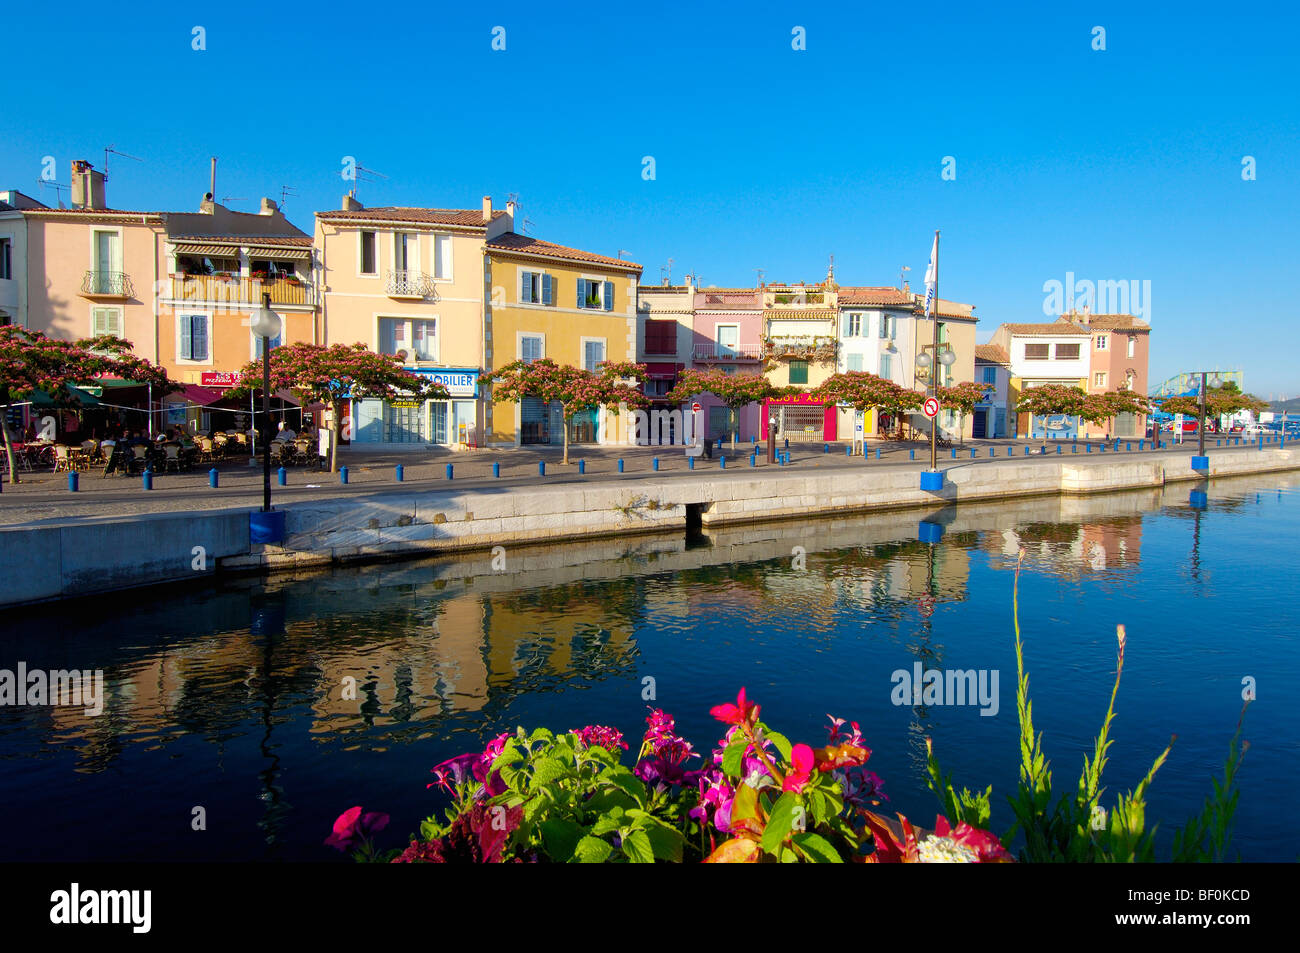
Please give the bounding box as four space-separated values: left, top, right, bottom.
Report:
667 368 788 450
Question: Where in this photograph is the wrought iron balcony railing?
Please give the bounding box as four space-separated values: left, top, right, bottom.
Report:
693 343 763 361
385 270 437 299
81 271 134 298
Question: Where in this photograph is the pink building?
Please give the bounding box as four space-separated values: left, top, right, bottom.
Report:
1072 312 1152 437
690 287 765 442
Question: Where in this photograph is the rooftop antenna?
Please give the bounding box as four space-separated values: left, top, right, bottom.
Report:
221 195 248 204
664 257 674 284
279 184 299 211
755 267 765 288
520 217 535 235
617 249 631 260
103 144 142 183
900 264 911 288
341 161 389 200
37 178 71 207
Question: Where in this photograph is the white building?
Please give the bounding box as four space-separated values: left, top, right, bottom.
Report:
973 344 1011 438
989 321 1092 438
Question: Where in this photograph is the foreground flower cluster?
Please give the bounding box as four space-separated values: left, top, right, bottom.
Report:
326 687 1011 863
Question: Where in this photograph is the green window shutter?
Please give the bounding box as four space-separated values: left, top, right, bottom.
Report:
789 360 808 385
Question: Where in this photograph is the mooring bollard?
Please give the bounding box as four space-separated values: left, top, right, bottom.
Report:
688 457 695 470
750 454 757 467
720 457 726 469
395 464 405 481
340 466 349 484
617 458 624 473
492 462 500 478
909 449 915 460
846 445 852 456
652 457 659 472
1057 445 1062 454
1086 444 1092 453
142 469 153 490
951 448 957 459
970 449 977 459
538 461 545 476
446 463 454 480
68 472 78 492
578 459 585 474
209 468 219 488
823 443 829 453
278 466 287 485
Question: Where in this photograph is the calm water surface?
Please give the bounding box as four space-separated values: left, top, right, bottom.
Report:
2 473 1298 861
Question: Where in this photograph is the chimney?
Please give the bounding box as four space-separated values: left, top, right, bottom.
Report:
70 160 106 210
506 199 516 220
341 194 363 212
482 195 493 223
209 157 217 201
260 197 278 216
902 279 910 294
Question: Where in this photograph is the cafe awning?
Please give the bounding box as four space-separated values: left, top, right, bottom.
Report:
168 384 226 407
27 387 101 408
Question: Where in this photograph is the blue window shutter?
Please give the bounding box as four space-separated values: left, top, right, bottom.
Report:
604 280 614 311
194 316 207 360
577 278 586 308
181 316 192 359
542 274 553 306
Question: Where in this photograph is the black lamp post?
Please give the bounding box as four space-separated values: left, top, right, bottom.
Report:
251 292 282 513
1195 371 1222 459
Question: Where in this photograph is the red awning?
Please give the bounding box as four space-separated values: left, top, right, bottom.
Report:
644 362 682 378
169 384 226 406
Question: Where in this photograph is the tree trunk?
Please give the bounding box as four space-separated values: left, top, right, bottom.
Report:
328 399 341 474
2 413 18 485
729 406 737 451
562 413 571 466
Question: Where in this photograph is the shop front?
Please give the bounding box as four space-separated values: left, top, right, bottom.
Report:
352 368 481 448
762 392 837 442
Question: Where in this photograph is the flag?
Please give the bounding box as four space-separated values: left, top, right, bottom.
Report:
923 232 938 318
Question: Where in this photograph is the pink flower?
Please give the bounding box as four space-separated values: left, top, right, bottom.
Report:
932 816 1015 863
324 805 389 851
571 725 629 751
710 687 760 726
782 743 815 793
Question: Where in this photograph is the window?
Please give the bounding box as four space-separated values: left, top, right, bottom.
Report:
360 231 377 274
879 313 895 339
1127 336 1136 358
982 366 997 384
520 334 544 363
520 271 554 305
879 353 892 379
716 324 739 357
379 318 437 362
644 319 676 354
1055 343 1081 360
1094 372 1107 387
394 233 418 273
846 353 863 372
789 360 809 385
1096 334 1108 351
1024 343 1050 360
434 234 452 280
578 278 615 311
0 238 11 280
91 307 123 338
254 330 281 359
583 339 606 372
179 314 209 361
842 313 862 337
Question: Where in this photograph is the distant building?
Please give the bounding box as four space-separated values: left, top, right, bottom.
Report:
989 320 1092 438
1068 311 1151 437
691 285 765 441
973 344 1011 437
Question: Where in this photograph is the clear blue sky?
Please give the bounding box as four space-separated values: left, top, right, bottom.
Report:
3 1 1296 395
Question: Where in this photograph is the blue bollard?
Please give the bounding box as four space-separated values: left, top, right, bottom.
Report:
1057 445 1062 455
278 466 287 485
988 448 995 457
1024 446 1030 455
652 457 659 471
209 468 219 488
68 472 78 492
1086 444 1092 453
1217 440 1221 447
1259 435 1264 451
750 454 756 467
876 448 881 459
142 469 153 490
578 459 585 474
538 461 545 476
909 449 915 460
618 459 624 473
688 457 695 470
784 438 789 450
395 464 404 482
492 462 500 478
446 463 454 480
824 443 829 454
340 466 349 484
951 448 957 459
970 449 977 459
1127 442 1132 451
846 445 852 456
720 457 726 469
1072 445 1078 453
1139 439 1144 450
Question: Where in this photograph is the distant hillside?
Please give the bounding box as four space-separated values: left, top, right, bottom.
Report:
1269 398 1300 413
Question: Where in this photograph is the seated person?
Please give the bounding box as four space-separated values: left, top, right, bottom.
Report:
274 421 297 442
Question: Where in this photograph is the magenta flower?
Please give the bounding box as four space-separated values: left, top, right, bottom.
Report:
710 687 759 726
571 725 628 752
324 805 389 851
782 744 815 793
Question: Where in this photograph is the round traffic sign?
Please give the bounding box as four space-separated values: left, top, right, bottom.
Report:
923 396 941 419
691 402 702 413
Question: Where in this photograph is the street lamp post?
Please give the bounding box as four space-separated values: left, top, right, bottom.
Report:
915 344 956 471
1196 371 1221 458
250 293 282 513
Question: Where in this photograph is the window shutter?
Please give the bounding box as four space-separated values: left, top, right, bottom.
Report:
576 278 587 307
604 281 614 311
542 274 553 306
196 316 208 360
181 316 192 359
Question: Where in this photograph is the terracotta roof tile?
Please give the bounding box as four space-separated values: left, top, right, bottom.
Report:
837 286 912 306
171 234 312 246
316 207 506 227
766 308 837 320
975 344 1010 364
999 322 1091 336
486 232 641 272
1071 313 1151 331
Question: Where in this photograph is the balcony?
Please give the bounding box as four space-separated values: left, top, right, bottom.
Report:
170 274 314 306
693 343 762 362
762 335 838 365
385 270 437 299
80 271 134 299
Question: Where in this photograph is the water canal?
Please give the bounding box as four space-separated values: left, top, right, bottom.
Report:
2 472 1297 861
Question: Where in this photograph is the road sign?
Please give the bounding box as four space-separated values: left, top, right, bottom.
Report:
923 397 941 419
691 402 702 413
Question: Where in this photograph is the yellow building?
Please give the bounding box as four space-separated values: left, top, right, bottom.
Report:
314 196 514 447
483 233 642 448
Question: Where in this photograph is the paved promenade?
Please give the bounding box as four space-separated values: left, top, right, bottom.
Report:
0 435 1269 527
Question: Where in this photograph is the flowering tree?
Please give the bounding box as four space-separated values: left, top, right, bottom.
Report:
230 342 447 473
1159 383 1267 431
484 359 648 465
812 372 922 441
935 380 993 446
667 368 786 450
1081 389 1152 436
0 328 173 484
1013 383 1090 436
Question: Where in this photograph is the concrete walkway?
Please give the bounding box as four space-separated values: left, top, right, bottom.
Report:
0 436 1271 527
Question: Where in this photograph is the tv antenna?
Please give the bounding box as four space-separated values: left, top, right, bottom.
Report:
617 249 631 260
520 217 535 235
221 195 248 204
37 178 71 207
755 268 765 288
899 264 911 288
661 257 674 284
103 144 142 182
342 161 388 199
279 184 299 210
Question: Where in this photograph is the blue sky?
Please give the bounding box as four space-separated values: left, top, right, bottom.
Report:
3 1 1297 394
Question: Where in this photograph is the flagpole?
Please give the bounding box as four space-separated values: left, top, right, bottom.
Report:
930 229 939 473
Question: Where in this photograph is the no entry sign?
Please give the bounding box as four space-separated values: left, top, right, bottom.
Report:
692 402 702 413
923 396 941 419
